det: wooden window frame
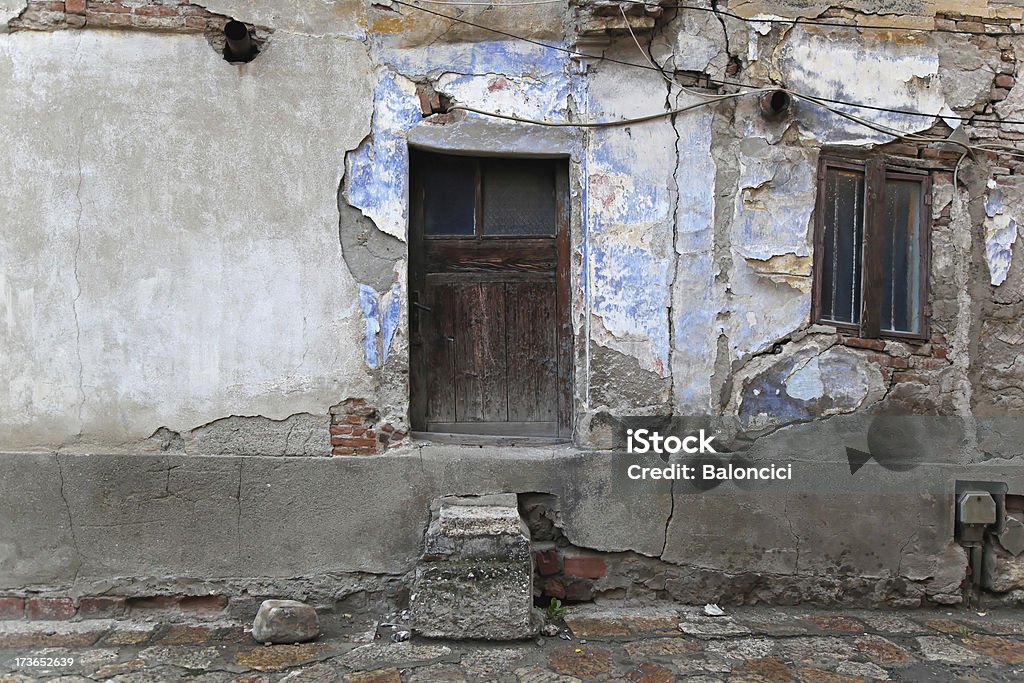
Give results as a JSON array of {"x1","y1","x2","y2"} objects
[
  {"x1": 812, "y1": 154, "x2": 932, "y2": 341},
  {"x1": 420, "y1": 155, "x2": 559, "y2": 241}
]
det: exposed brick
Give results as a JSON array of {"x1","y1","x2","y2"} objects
[
  {"x1": 933, "y1": 347, "x2": 948, "y2": 359},
  {"x1": 332, "y1": 447, "x2": 355, "y2": 456},
  {"x1": 911, "y1": 356, "x2": 949, "y2": 370},
  {"x1": 134, "y1": 5, "x2": 183, "y2": 17},
  {"x1": 381, "y1": 423, "x2": 395, "y2": 433},
  {"x1": 65, "y1": 0, "x2": 86, "y2": 14},
  {"x1": 931, "y1": 332, "x2": 947, "y2": 344},
  {"x1": 564, "y1": 581, "x2": 594, "y2": 601},
  {"x1": 343, "y1": 415, "x2": 364, "y2": 425},
  {"x1": 0, "y1": 597, "x2": 24, "y2": 620},
  {"x1": 564, "y1": 555, "x2": 606, "y2": 579},
  {"x1": 864, "y1": 352, "x2": 909, "y2": 369},
  {"x1": 958, "y1": 21, "x2": 986, "y2": 33},
  {"x1": 330, "y1": 425, "x2": 354, "y2": 435},
  {"x1": 544, "y1": 577, "x2": 565, "y2": 599},
  {"x1": 77, "y1": 596, "x2": 126, "y2": 619},
  {"x1": 126, "y1": 596, "x2": 179, "y2": 612},
  {"x1": 332, "y1": 437, "x2": 377, "y2": 449},
  {"x1": 26, "y1": 597, "x2": 76, "y2": 620},
  {"x1": 179, "y1": 595, "x2": 228, "y2": 614},
  {"x1": 88, "y1": 2, "x2": 131, "y2": 13},
  {"x1": 534, "y1": 549, "x2": 561, "y2": 576},
  {"x1": 839, "y1": 336, "x2": 886, "y2": 351}
]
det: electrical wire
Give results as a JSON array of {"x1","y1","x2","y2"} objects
[
  {"x1": 660, "y1": 3, "x2": 1021, "y2": 38},
  {"x1": 448, "y1": 90, "x2": 763, "y2": 126},
  {"x1": 393, "y1": 0, "x2": 1024, "y2": 127},
  {"x1": 400, "y1": 0, "x2": 1022, "y2": 38}
]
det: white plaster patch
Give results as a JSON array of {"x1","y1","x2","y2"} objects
[
  {"x1": 779, "y1": 29, "x2": 945, "y2": 145},
  {"x1": 785, "y1": 357, "x2": 824, "y2": 400},
  {"x1": 983, "y1": 179, "x2": 1021, "y2": 286}
]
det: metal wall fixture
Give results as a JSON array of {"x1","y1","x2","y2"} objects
[
  {"x1": 759, "y1": 90, "x2": 792, "y2": 119},
  {"x1": 224, "y1": 20, "x2": 258, "y2": 63}
]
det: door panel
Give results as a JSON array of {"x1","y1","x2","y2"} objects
[
  {"x1": 453, "y1": 282, "x2": 508, "y2": 423},
  {"x1": 506, "y1": 281, "x2": 557, "y2": 423},
  {"x1": 410, "y1": 151, "x2": 571, "y2": 438}
]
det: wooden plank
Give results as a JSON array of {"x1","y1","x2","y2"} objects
[
  {"x1": 454, "y1": 282, "x2": 508, "y2": 423},
  {"x1": 425, "y1": 283, "x2": 457, "y2": 423},
  {"x1": 506, "y1": 281, "x2": 558, "y2": 422},
  {"x1": 860, "y1": 158, "x2": 885, "y2": 339},
  {"x1": 424, "y1": 240, "x2": 557, "y2": 274},
  {"x1": 426, "y1": 271, "x2": 553, "y2": 285},
  {"x1": 424, "y1": 422, "x2": 558, "y2": 437},
  {"x1": 554, "y1": 162, "x2": 573, "y2": 437}
]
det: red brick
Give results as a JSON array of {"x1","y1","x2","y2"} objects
[
  {"x1": 381, "y1": 423, "x2": 395, "y2": 433},
  {"x1": 134, "y1": 5, "x2": 182, "y2": 17},
  {"x1": 996, "y1": 74, "x2": 1016, "y2": 88},
  {"x1": 88, "y1": 2, "x2": 130, "y2": 13},
  {"x1": 0, "y1": 597, "x2": 24, "y2": 620},
  {"x1": 931, "y1": 332, "x2": 947, "y2": 344},
  {"x1": 179, "y1": 596, "x2": 227, "y2": 614},
  {"x1": 333, "y1": 437, "x2": 377, "y2": 449},
  {"x1": 184, "y1": 16, "x2": 211, "y2": 29},
  {"x1": 330, "y1": 425, "x2": 353, "y2": 435},
  {"x1": 864, "y1": 352, "x2": 909, "y2": 369},
  {"x1": 332, "y1": 447, "x2": 355, "y2": 456},
  {"x1": 534, "y1": 549, "x2": 561, "y2": 576},
  {"x1": 77, "y1": 596, "x2": 125, "y2": 619},
  {"x1": 911, "y1": 356, "x2": 949, "y2": 370},
  {"x1": 65, "y1": 0, "x2": 86, "y2": 14},
  {"x1": 92, "y1": 13, "x2": 131, "y2": 26},
  {"x1": 26, "y1": 597, "x2": 75, "y2": 620},
  {"x1": 343, "y1": 415, "x2": 364, "y2": 425},
  {"x1": 126, "y1": 596, "x2": 179, "y2": 612},
  {"x1": 933, "y1": 347, "x2": 948, "y2": 359},
  {"x1": 564, "y1": 556, "x2": 606, "y2": 579},
  {"x1": 839, "y1": 336, "x2": 886, "y2": 351},
  {"x1": 564, "y1": 581, "x2": 594, "y2": 601},
  {"x1": 544, "y1": 577, "x2": 566, "y2": 599}
]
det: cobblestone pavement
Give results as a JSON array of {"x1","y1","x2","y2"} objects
[{"x1": 2, "y1": 605, "x2": 1023, "y2": 682}]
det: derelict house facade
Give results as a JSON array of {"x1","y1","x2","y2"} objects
[{"x1": 2, "y1": 0, "x2": 1024, "y2": 617}]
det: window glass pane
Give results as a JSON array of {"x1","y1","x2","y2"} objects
[
  {"x1": 423, "y1": 155, "x2": 475, "y2": 236},
  {"x1": 820, "y1": 167, "x2": 865, "y2": 325},
  {"x1": 482, "y1": 159, "x2": 556, "y2": 236},
  {"x1": 881, "y1": 179, "x2": 922, "y2": 334}
]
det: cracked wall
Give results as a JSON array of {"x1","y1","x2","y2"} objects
[{"x1": 3, "y1": 0, "x2": 1024, "y2": 606}]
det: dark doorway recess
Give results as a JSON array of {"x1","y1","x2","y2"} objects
[{"x1": 409, "y1": 150, "x2": 572, "y2": 438}]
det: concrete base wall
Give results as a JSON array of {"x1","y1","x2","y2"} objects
[{"x1": 3, "y1": 445, "x2": 1022, "y2": 608}]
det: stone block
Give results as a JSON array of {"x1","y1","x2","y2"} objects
[
  {"x1": 985, "y1": 546, "x2": 1024, "y2": 593},
  {"x1": 413, "y1": 496, "x2": 536, "y2": 640},
  {"x1": 251, "y1": 599, "x2": 320, "y2": 644},
  {"x1": 411, "y1": 561, "x2": 535, "y2": 640}
]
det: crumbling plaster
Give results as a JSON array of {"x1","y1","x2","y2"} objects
[
  {"x1": 2, "y1": 1, "x2": 1024, "y2": 605},
  {"x1": 4, "y1": 0, "x2": 1024, "y2": 451}
]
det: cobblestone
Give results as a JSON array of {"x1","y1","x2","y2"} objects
[{"x1": 0, "y1": 607, "x2": 1022, "y2": 681}]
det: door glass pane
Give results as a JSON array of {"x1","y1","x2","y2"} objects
[
  {"x1": 423, "y1": 155, "x2": 475, "y2": 236},
  {"x1": 820, "y1": 167, "x2": 865, "y2": 325},
  {"x1": 881, "y1": 179, "x2": 922, "y2": 334},
  {"x1": 482, "y1": 159, "x2": 556, "y2": 236}
]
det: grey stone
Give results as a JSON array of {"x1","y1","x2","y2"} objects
[
  {"x1": 997, "y1": 515, "x2": 1024, "y2": 556},
  {"x1": 412, "y1": 498, "x2": 536, "y2": 640},
  {"x1": 251, "y1": 599, "x2": 319, "y2": 644}
]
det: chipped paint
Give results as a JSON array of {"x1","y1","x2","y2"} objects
[
  {"x1": 779, "y1": 29, "x2": 946, "y2": 145},
  {"x1": 984, "y1": 180, "x2": 1021, "y2": 287},
  {"x1": 358, "y1": 281, "x2": 403, "y2": 369}
]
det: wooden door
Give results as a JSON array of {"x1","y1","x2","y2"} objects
[{"x1": 409, "y1": 151, "x2": 571, "y2": 437}]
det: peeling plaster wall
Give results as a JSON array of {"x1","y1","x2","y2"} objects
[
  {"x1": 0, "y1": 29, "x2": 375, "y2": 450},
  {"x1": 3, "y1": 0, "x2": 1024, "y2": 606}
]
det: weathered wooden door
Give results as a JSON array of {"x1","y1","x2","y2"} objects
[{"x1": 409, "y1": 151, "x2": 571, "y2": 437}]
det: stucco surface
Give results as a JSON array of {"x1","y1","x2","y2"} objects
[{"x1": 0, "y1": 30, "x2": 375, "y2": 449}]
